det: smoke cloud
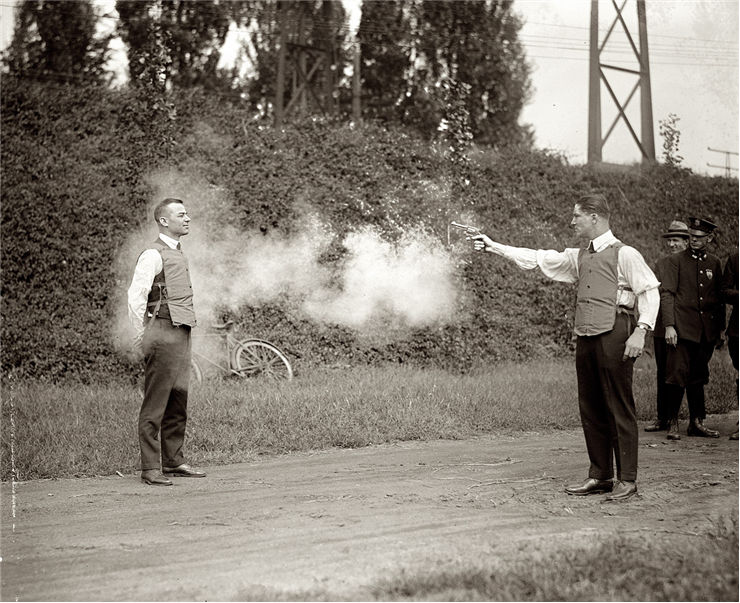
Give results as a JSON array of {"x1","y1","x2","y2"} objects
[{"x1": 113, "y1": 169, "x2": 463, "y2": 350}]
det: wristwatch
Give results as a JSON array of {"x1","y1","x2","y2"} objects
[{"x1": 636, "y1": 323, "x2": 650, "y2": 332}]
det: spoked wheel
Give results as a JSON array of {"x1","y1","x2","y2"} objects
[{"x1": 233, "y1": 339, "x2": 293, "y2": 380}]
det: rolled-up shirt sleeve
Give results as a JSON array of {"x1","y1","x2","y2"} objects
[
  {"x1": 127, "y1": 249, "x2": 162, "y2": 343},
  {"x1": 618, "y1": 245, "x2": 661, "y2": 329}
]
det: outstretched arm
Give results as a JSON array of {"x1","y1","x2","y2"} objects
[{"x1": 470, "y1": 233, "x2": 579, "y2": 284}]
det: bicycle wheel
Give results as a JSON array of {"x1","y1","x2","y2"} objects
[
  {"x1": 190, "y1": 357, "x2": 203, "y2": 385},
  {"x1": 234, "y1": 339, "x2": 293, "y2": 380}
]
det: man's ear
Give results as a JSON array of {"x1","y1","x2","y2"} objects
[{"x1": 158, "y1": 217, "x2": 168, "y2": 227}]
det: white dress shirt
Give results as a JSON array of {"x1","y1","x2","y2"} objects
[
  {"x1": 487, "y1": 230, "x2": 660, "y2": 329},
  {"x1": 127, "y1": 233, "x2": 180, "y2": 343}
]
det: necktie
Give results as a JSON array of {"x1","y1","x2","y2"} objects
[
  {"x1": 587, "y1": 241, "x2": 596, "y2": 253},
  {"x1": 176, "y1": 242, "x2": 181, "y2": 251}
]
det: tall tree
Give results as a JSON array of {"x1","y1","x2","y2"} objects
[
  {"x1": 116, "y1": 0, "x2": 233, "y2": 89},
  {"x1": 356, "y1": 0, "x2": 413, "y2": 125},
  {"x1": 358, "y1": 0, "x2": 533, "y2": 146},
  {"x1": 3, "y1": 0, "x2": 111, "y2": 84}
]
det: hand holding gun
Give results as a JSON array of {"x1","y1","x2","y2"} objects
[{"x1": 449, "y1": 221, "x2": 495, "y2": 252}]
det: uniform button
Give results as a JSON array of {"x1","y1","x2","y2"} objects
[{"x1": 699, "y1": 283, "x2": 703, "y2": 287}]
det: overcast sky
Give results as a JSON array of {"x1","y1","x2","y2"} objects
[
  {"x1": 515, "y1": 0, "x2": 738, "y2": 175},
  {"x1": 1, "y1": 0, "x2": 737, "y2": 175}
]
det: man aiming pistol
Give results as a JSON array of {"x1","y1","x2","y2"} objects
[{"x1": 465, "y1": 194, "x2": 659, "y2": 502}]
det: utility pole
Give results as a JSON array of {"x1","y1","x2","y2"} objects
[
  {"x1": 707, "y1": 147, "x2": 739, "y2": 177},
  {"x1": 587, "y1": 0, "x2": 656, "y2": 165},
  {"x1": 352, "y1": 41, "x2": 361, "y2": 123},
  {"x1": 274, "y1": 1, "x2": 287, "y2": 128}
]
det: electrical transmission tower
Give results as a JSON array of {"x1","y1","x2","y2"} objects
[
  {"x1": 707, "y1": 147, "x2": 739, "y2": 177},
  {"x1": 273, "y1": 0, "x2": 361, "y2": 128},
  {"x1": 274, "y1": 0, "x2": 339, "y2": 127},
  {"x1": 588, "y1": 0, "x2": 655, "y2": 165}
]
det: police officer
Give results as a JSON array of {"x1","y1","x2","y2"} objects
[
  {"x1": 645, "y1": 221, "x2": 690, "y2": 433},
  {"x1": 660, "y1": 217, "x2": 725, "y2": 438}
]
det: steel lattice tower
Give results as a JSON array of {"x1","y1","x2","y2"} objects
[{"x1": 588, "y1": 0, "x2": 655, "y2": 165}]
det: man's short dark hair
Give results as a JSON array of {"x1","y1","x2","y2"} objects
[
  {"x1": 153, "y1": 198, "x2": 184, "y2": 223},
  {"x1": 576, "y1": 193, "x2": 610, "y2": 219}
]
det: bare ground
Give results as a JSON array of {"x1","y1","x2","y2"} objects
[{"x1": 2, "y1": 415, "x2": 738, "y2": 602}]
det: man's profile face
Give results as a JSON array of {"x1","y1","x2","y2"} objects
[
  {"x1": 159, "y1": 202, "x2": 191, "y2": 238},
  {"x1": 570, "y1": 204, "x2": 596, "y2": 241},
  {"x1": 689, "y1": 231, "x2": 712, "y2": 252},
  {"x1": 665, "y1": 236, "x2": 688, "y2": 254}
]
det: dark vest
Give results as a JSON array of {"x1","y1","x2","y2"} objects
[
  {"x1": 574, "y1": 243, "x2": 626, "y2": 336},
  {"x1": 145, "y1": 239, "x2": 197, "y2": 327}
]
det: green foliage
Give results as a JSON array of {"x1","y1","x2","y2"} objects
[
  {"x1": 3, "y1": 0, "x2": 111, "y2": 84},
  {"x1": 1, "y1": 82, "x2": 738, "y2": 381},
  {"x1": 358, "y1": 0, "x2": 533, "y2": 145},
  {"x1": 659, "y1": 112, "x2": 684, "y2": 168},
  {"x1": 116, "y1": 0, "x2": 233, "y2": 90},
  {"x1": 369, "y1": 521, "x2": 739, "y2": 601},
  {"x1": 4, "y1": 357, "x2": 736, "y2": 479}
]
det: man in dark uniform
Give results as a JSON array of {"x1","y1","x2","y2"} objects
[
  {"x1": 660, "y1": 217, "x2": 725, "y2": 438},
  {"x1": 720, "y1": 251, "x2": 738, "y2": 440},
  {"x1": 645, "y1": 221, "x2": 690, "y2": 434},
  {"x1": 127, "y1": 198, "x2": 206, "y2": 485}
]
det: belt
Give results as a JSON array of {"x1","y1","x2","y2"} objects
[{"x1": 153, "y1": 316, "x2": 192, "y2": 330}]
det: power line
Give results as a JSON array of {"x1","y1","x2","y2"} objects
[
  {"x1": 522, "y1": 18, "x2": 737, "y2": 44},
  {"x1": 1, "y1": 3, "x2": 735, "y2": 71}
]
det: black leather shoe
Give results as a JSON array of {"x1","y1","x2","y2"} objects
[
  {"x1": 565, "y1": 478, "x2": 613, "y2": 496},
  {"x1": 644, "y1": 420, "x2": 668, "y2": 432},
  {"x1": 163, "y1": 464, "x2": 206, "y2": 477},
  {"x1": 141, "y1": 470, "x2": 173, "y2": 486},
  {"x1": 666, "y1": 420, "x2": 681, "y2": 440},
  {"x1": 604, "y1": 480, "x2": 637, "y2": 501},
  {"x1": 686, "y1": 418, "x2": 720, "y2": 438}
]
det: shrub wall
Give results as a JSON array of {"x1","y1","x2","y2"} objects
[{"x1": 2, "y1": 81, "x2": 738, "y2": 381}]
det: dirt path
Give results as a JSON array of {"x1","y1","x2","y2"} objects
[{"x1": 2, "y1": 416, "x2": 738, "y2": 601}]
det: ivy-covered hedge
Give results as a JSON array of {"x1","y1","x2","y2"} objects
[{"x1": 2, "y1": 81, "x2": 738, "y2": 381}]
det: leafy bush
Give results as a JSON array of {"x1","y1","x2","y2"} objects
[{"x1": 2, "y1": 81, "x2": 738, "y2": 381}]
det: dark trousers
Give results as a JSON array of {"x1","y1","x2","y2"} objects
[
  {"x1": 653, "y1": 336, "x2": 670, "y2": 424},
  {"x1": 576, "y1": 313, "x2": 638, "y2": 482},
  {"x1": 729, "y1": 335, "x2": 738, "y2": 372},
  {"x1": 665, "y1": 337, "x2": 715, "y2": 421},
  {"x1": 729, "y1": 335, "x2": 738, "y2": 398},
  {"x1": 139, "y1": 318, "x2": 192, "y2": 471}
]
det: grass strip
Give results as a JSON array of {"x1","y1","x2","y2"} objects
[{"x1": 2, "y1": 356, "x2": 737, "y2": 480}]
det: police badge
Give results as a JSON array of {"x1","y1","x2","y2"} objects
[{"x1": 706, "y1": 269, "x2": 713, "y2": 280}]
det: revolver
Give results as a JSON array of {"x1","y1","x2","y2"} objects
[
  {"x1": 447, "y1": 221, "x2": 483, "y2": 248},
  {"x1": 449, "y1": 221, "x2": 481, "y2": 236}
]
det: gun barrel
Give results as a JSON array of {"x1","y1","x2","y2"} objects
[{"x1": 450, "y1": 221, "x2": 481, "y2": 234}]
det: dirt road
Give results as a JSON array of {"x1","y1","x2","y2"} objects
[{"x1": 2, "y1": 416, "x2": 738, "y2": 601}]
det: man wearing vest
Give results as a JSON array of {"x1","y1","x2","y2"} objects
[
  {"x1": 660, "y1": 217, "x2": 725, "y2": 439},
  {"x1": 470, "y1": 194, "x2": 659, "y2": 501},
  {"x1": 645, "y1": 221, "x2": 690, "y2": 435},
  {"x1": 127, "y1": 198, "x2": 205, "y2": 486}
]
